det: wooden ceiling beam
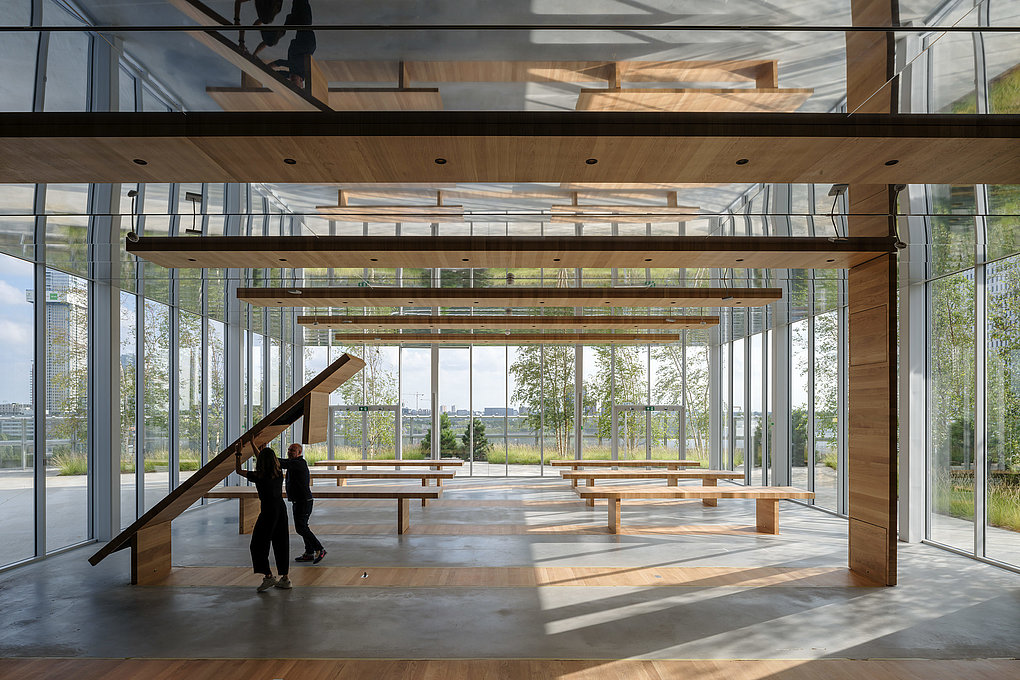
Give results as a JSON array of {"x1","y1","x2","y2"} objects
[
  {"x1": 238, "y1": 286, "x2": 781, "y2": 308},
  {"x1": 3, "y1": 111, "x2": 1015, "y2": 186},
  {"x1": 126, "y1": 235, "x2": 896, "y2": 270},
  {"x1": 299, "y1": 314, "x2": 720, "y2": 330},
  {"x1": 332, "y1": 332, "x2": 683, "y2": 345}
]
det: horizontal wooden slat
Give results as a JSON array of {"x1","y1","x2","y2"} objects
[
  {"x1": 314, "y1": 205, "x2": 465, "y2": 222},
  {"x1": 298, "y1": 314, "x2": 719, "y2": 330},
  {"x1": 126, "y1": 235, "x2": 895, "y2": 270},
  {"x1": 561, "y1": 470, "x2": 744, "y2": 479},
  {"x1": 238, "y1": 286, "x2": 782, "y2": 309},
  {"x1": 314, "y1": 459, "x2": 464, "y2": 467},
  {"x1": 206, "y1": 485, "x2": 441, "y2": 499},
  {"x1": 332, "y1": 331, "x2": 683, "y2": 344},
  {"x1": 2, "y1": 112, "x2": 1017, "y2": 185}
]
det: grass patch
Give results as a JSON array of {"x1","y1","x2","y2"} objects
[{"x1": 934, "y1": 469, "x2": 1020, "y2": 532}]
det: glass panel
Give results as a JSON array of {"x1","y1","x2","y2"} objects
[
  {"x1": 0, "y1": 0, "x2": 35, "y2": 112},
  {"x1": 44, "y1": 184, "x2": 89, "y2": 277},
  {"x1": 929, "y1": 271, "x2": 975, "y2": 550},
  {"x1": 472, "y1": 346, "x2": 507, "y2": 476},
  {"x1": 207, "y1": 320, "x2": 226, "y2": 465},
  {"x1": 813, "y1": 310, "x2": 840, "y2": 511},
  {"x1": 119, "y1": 291, "x2": 136, "y2": 529},
  {"x1": 45, "y1": 269, "x2": 88, "y2": 551},
  {"x1": 399, "y1": 347, "x2": 430, "y2": 460},
  {"x1": 0, "y1": 252, "x2": 35, "y2": 564},
  {"x1": 440, "y1": 346, "x2": 471, "y2": 464},
  {"x1": 330, "y1": 410, "x2": 362, "y2": 460},
  {"x1": 581, "y1": 346, "x2": 606, "y2": 459},
  {"x1": 143, "y1": 299, "x2": 170, "y2": 512},
  {"x1": 986, "y1": 2, "x2": 1020, "y2": 114},
  {"x1": 251, "y1": 333, "x2": 264, "y2": 424},
  {"x1": 541, "y1": 345, "x2": 576, "y2": 464},
  {"x1": 929, "y1": 185, "x2": 976, "y2": 276},
  {"x1": 987, "y1": 185, "x2": 1020, "y2": 262},
  {"x1": 749, "y1": 333, "x2": 763, "y2": 485},
  {"x1": 733, "y1": 338, "x2": 745, "y2": 479},
  {"x1": 985, "y1": 255, "x2": 1020, "y2": 564},
  {"x1": 720, "y1": 340, "x2": 730, "y2": 469},
  {"x1": 930, "y1": 25, "x2": 977, "y2": 114},
  {"x1": 178, "y1": 311, "x2": 202, "y2": 483},
  {"x1": 791, "y1": 319, "x2": 810, "y2": 491},
  {"x1": 0, "y1": 183, "x2": 36, "y2": 261},
  {"x1": 42, "y1": 3, "x2": 89, "y2": 113}
]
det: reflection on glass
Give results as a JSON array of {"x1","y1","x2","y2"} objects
[
  {"x1": 985, "y1": 255, "x2": 1020, "y2": 564},
  {"x1": 814, "y1": 311, "x2": 839, "y2": 510},
  {"x1": 929, "y1": 271, "x2": 975, "y2": 550},
  {"x1": 0, "y1": 253, "x2": 35, "y2": 564},
  {"x1": 46, "y1": 270, "x2": 88, "y2": 550},
  {"x1": 119, "y1": 291, "x2": 136, "y2": 529},
  {"x1": 791, "y1": 319, "x2": 810, "y2": 491},
  {"x1": 178, "y1": 312, "x2": 202, "y2": 481},
  {"x1": 143, "y1": 300, "x2": 170, "y2": 512}
]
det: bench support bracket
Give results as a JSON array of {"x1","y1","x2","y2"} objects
[
  {"x1": 398, "y1": 498, "x2": 411, "y2": 534},
  {"x1": 756, "y1": 499, "x2": 779, "y2": 534},
  {"x1": 131, "y1": 522, "x2": 172, "y2": 585}
]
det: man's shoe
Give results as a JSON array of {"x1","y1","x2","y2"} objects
[
  {"x1": 295, "y1": 553, "x2": 314, "y2": 562},
  {"x1": 256, "y1": 575, "x2": 277, "y2": 593},
  {"x1": 313, "y1": 549, "x2": 327, "y2": 564},
  {"x1": 275, "y1": 576, "x2": 293, "y2": 589}
]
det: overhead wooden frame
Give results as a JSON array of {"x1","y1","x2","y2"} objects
[
  {"x1": 315, "y1": 205, "x2": 466, "y2": 222},
  {"x1": 576, "y1": 88, "x2": 814, "y2": 113},
  {"x1": 333, "y1": 332, "x2": 682, "y2": 345},
  {"x1": 2, "y1": 112, "x2": 1017, "y2": 185},
  {"x1": 125, "y1": 235, "x2": 896, "y2": 270},
  {"x1": 299, "y1": 314, "x2": 719, "y2": 330},
  {"x1": 238, "y1": 286, "x2": 781, "y2": 308},
  {"x1": 88, "y1": 352, "x2": 365, "y2": 583}
]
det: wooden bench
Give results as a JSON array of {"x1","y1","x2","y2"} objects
[
  {"x1": 573, "y1": 485, "x2": 814, "y2": 534},
  {"x1": 204, "y1": 485, "x2": 442, "y2": 535},
  {"x1": 315, "y1": 458, "x2": 464, "y2": 470},
  {"x1": 561, "y1": 469, "x2": 744, "y2": 507},
  {"x1": 309, "y1": 469, "x2": 456, "y2": 506},
  {"x1": 550, "y1": 459, "x2": 702, "y2": 486}
]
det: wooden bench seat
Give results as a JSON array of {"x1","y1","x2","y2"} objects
[
  {"x1": 309, "y1": 469, "x2": 457, "y2": 505},
  {"x1": 549, "y1": 459, "x2": 703, "y2": 478},
  {"x1": 315, "y1": 459, "x2": 464, "y2": 470},
  {"x1": 573, "y1": 485, "x2": 814, "y2": 534},
  {"x1": 561, "y1": 469, "x2": 744, "y2": 507},
  {"x1": 204, "y1": 485, "x2": 441, "y2": 535}
]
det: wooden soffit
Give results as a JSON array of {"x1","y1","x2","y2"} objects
[
  {"x1": 126, "y1": 235, "x2": 896, "y2": 270},
  {"x1": 1, "y1": 112, "x2": 1017, "y2": 185},
  {"x1": 238, "y1": 286, "x2": 781, "y2": 308},
  {"x1": 333, "y1": 332, "x2": 682, "y2": 345},
  {"x1": 299, "y1": 314, "x2": 719, "y2": 330}
]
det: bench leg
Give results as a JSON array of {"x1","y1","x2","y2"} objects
[
  {"x1": 702, "y1": 478, "x2": 718, "y2": 506},
  {"x1": 398, "y1": 498, "x2": 410, "y2": 534},
  {"x1": 336, "y1": 466, "x2": 347, "y2": 487},
  {"x1": 756, "y1": 499, "x2": 779, "y2": 534},
  {"x1": 437, "y1": 478, "x2": 443, "y2": 487},
  {"x1": 571, "y1": 479, "x2": 577, "y2": 487},
  {"x1": 585, "y1": 478, "x2": 596, "y2": 507},
  {"x1": 239, "y1": 497, "x2": 259, "y2": 534},
  {"x1": 131, "y1": 521, "x2": 172, "y2": 585},
  {"x1": 422, "y1": 478, "x2": 429, "y2": 507},
  {"x1": 667, "y1": 477, "x2": 678, "y2": 487},
  {"x1": 608, "y1": 498, "x2": 621, "y2": 534}
]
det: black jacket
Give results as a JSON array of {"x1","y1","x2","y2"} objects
[{"x1": 279, "y1": 456, "x2": 313, "y2": 502}]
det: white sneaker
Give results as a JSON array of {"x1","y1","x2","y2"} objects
[
  {"x1": 257, "y1": 575, "x2": 277, "y2": 592},
  {"x1": 275, "y1": 576, "x2": 293, "y2": 590}
]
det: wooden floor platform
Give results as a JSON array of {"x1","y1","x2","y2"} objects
[
  {"x1": 3, "y1": 658, "x2": 1015, "y2": 680},
  {"x1": 159, "y1": 565, "x2": 874, "y2": 588}
]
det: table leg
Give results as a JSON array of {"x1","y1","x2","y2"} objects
[
  {"x1": 586, "y1": 478, "x2": 596, "y2": 507},
  {"x1": 702, "y1": 478, "x2": 718, "y2": 506},
  {"x1": 421, "y1": 478, "x2": 428, "y2": 507},
  {"x1": 398, "y1": 498, "x2": 410, "y2": 534},
  {"x1": 756, "y1": 499, "x2": 779, "y2": 534},
  {"x1": 608, "y1": 498, "x2": 621, "y2": 534},
  {"x1": 667, "y1": 476, "x2": 678, "y2": 487},
  {"x1": 239, "y1": 497, "x2": 259, "y2": 534}
]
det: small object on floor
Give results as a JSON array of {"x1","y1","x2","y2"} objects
[
  {"x1": 295, "y1": 553, "x2": 314, "y2": 562},
  {"x1": 313, "y1": 549, "x2": 327, "y2": 564},
  {"x1": 274, "y1": 576, "x2": 293, "y2": 590},
  {"x1": 256, "y1": 575, "x2": 277, "y2": 593},
  {"x1": 362, "y1": 571, "x2": 368, "y2": 578}
]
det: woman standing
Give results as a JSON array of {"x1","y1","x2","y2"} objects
[{"x1": 235, "y1": 446, "x2": 292, "y2": 592}]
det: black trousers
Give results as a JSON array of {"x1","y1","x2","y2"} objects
[
  {"x1": 291, "y1": 498, "x2": 323, "y2": 553},
  {"x1": 250, "y1": 498, "x2": 289, "y2": 576}
]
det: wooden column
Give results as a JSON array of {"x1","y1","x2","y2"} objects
[
  {"x1": 846, "y1": 0, "x2": 899, "y2": 586},
  {"x1": 130, "y1": 522, "x2": 172, "y2": 585}
]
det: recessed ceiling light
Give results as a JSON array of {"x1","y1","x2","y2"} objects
[
  {"x1": 283, "y1": 158, "x2": 297, "y2": 165},
  {"x1": 276, "y1": 301, "x2": 282, "y2": 304},
  {"x1": 462, "y1": 258, "x2": 469, "y2": 262},
  {"x1": 187, "y1": 258, "x2": 197, "y2": 262},
  {"x1": 884, "y1": 159, "x2": 899, "y2": 166},
  {"x1": 279, "y1": 258, "x2": 287, "y2": 262},
  {"x1": 553, "y1": 258, "x2": 561, "y2": 262},
  {"x1": 434, "y1": 158, "x2": 447, "y2": 165},
  {"x1": 826, "y1": 258, "x2": 836, "y2": 263},
  {"x1": 133, "y1": 158, "x2": 148, "y2": 165},
  {"x1": 735, "y1": 158, "x2": 749, "y2": 165},
  {"x1": 644, "y1": 258, "x2": 652, "y2": 262},
  {"x1": 735, "y1": 258, "x2": 744, "y2": 262},
  {"x1": 585, "y1": 158, "x2": 598, "y2": 165}
]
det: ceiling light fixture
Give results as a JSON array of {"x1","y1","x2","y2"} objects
[
  {"x1": 132, "y1": 158, "x2": 147, "y2": 165},
  {"x1": 283, "y1": 158, "x2": 297, "y2": 165},
  {"x1": 434, "y1": 158, "x2": 447, "y2": 165},
  {"x1": 735, "y1": 158, "x2": 749, "y2": 165},
  {"x1": 884, "y1": 159, "x2": 899, "y2": 166},
  {"x1": 585, "y1": 158, "x2": 598, "y2": 165}
]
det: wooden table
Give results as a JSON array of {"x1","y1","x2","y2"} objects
[{"x1": 309, "y1": 469, "x2": 456, "y2": 506}]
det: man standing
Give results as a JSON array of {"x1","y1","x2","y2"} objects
[{"x1": 280, "y1": 443, "x2": 326, "y2": 563}]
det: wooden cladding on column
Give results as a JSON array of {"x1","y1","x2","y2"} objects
[{"x1": 848, "y1": 253, "x2": 898, "y2": 585}]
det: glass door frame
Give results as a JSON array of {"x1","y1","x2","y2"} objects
[
  {"x1": 611, "y1": 404, "x2": 685, "y2": 461},
  {"x1": 326, "y1": 404, "x2": 401, "y2": 460}
]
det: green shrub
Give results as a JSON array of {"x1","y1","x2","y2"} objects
[{"x1": 53, "y1": 452, "x2": 88, "y2": 475}]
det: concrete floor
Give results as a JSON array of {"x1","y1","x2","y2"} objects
[{"x1": 0, "y1": 477, "x2": 1017, "y2": 661}]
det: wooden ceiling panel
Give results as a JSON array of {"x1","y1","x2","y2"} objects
[
  {"x1": 3, "y1": 112, "x2": 1017, "y2": 185},
  {"x1": 299, "y1": 314, "x2": 720, "y2": 330},
  {"x1": 126, "y1": 235, "x2": 896, "y2": 270},
  {"x1": 332, "y1": 332, "x2": 682, "y2": 344},
  {"x1": 576, "y1": 88, "x2": 813, "y2": 113},
  {"x1": 238, "y1": 286, "x2": 781, "y2": 308}
]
